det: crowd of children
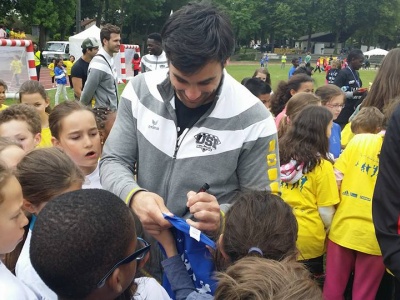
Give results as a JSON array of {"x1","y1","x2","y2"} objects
[{"x1": 0, "y1": 42, "x2": 399, "y2": 300}]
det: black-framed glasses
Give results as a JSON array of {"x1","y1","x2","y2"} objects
[{"x1": 96, "y1": 237, "x2": 150, "y2": 288}]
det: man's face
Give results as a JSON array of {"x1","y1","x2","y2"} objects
[
  {"x1": 351, "y1": 56, "x2": 364, "y2": 70},
  {"x1": 103, "y1": 33, "x2": 121, "y2": 55},
  {"x1": 170, "y1": 60, "x2": 225, "y2": 109},
  {"x1": 293, "y1": 59, "x2": 299, "y2": 67},
  {"x1": 147, "y1": 39, "x2": 162, "y2": 56},
  {"x1": 87, "y1": 47, "x2": 99, "y2": 59}
]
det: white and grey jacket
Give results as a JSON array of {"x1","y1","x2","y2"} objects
[
  {"x1": 140, "y1": 51, "x2": 169, "y2": 73},
  {"x1": 80, "y1": 48, "x2": 118, "y2": 109},
  {"x1": 99, "y1": 69, "x2": 280, "y2": 215}
]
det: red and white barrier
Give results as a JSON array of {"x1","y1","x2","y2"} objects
[
  {"x1": 0, "y1": 39, "x2": 37, "y2": 81},
  {"x1": 118, "y1": 44, "x2": 140, "y2": 83}
]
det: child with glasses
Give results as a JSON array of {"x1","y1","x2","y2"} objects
[
  {"x1": 316, "y1": 84, "x2": 346, "y2": 159},
  {"x1": 30, "y1": 189, "x2": 170, "y2": 300},
  {"x1": 323, "y1": 107, "x2": 386, "y2": 300}
]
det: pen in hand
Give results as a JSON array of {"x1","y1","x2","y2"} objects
[{"x1": 183, "y1": 183, "x2": 210, "y2": 218}]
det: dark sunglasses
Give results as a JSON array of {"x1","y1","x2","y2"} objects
[{"x1": 96, "y1": 237, "x2": 150, "y2": 288}]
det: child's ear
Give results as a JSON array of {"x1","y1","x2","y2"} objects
[
  {"x1": 108, "y1": 268, "x2": 123, "y2": 294},
  {"x1": 33, "y1": 132, "x2": 41, "y2": 148},
  {"x1": 45, "y1": 98, "x2": 50, "y2": 108},
  {"x1": 218, "y1": 234, "x2": 230, "y2": 260},
  {"x1": 51, "y1": 137, "x2": 61, "y2": 147},
  {"x1": 290, "y1": 89, "x2": 297, "y2": 96},
  {"x1": 23, "y1": 199, "x2": 38, "y2": 214}
]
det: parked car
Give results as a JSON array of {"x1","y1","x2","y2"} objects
[{"x1": 42, "y1": 41, "x2": 70, "y2": 66}]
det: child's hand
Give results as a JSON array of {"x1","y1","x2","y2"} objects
[{"x1": 152, "y1": 228, "x2": 177, "y2": 258}]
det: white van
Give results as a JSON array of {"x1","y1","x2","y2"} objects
[{"x1": 42, "y1": 41, "x2": 70, "y2": 65}]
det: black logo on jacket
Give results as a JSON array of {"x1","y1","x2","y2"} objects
[{"x1": 194, "y1": 132, "x2": 221, "y2": 152}]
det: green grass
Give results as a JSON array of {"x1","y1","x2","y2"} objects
[
  {"x1": 225, "y1": 62, "x2": 378, "y2": 91},
  {"x1": 6, "y1": 62, "x2": 377, "y2": 107}
]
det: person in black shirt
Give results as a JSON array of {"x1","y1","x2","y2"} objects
[
  {"x1": 333, "y1": 49, "x2": 366, "y2": 128},
  {"x1": 71, "y1": 37, "x2": 99, "y2": 100}
]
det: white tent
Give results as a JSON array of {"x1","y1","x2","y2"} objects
[
  {"x1": 69, "y1": 25, "x2": 101, "y2": 59},
  {"x1": 363, "y1": 48, "x2": 388, "y2": 56}
]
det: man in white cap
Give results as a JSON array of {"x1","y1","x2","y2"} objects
[{"x1": 71, "y1": 37, "x2": 100, "y2": 100}]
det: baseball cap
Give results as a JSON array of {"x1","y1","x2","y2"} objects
[{"x1": 81, "y1": 37, "x2": 100, "y2": 49}]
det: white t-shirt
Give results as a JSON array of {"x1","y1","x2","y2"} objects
[
  {"x1": 83, "y1": 163, "x2": 103, "y2": 189},
  {"x1": 0, "y1": 260, "x2": 38, "y2": 299},
  {"x1": 134, "y1": 277, "x2": 171, "y2": 300},
  {"x1": 15, "y1": 229, "x2": 57, "y2": 299}
]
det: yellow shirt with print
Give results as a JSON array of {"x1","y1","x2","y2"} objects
[
  {"x1": 10, "y1": 60, "x2": 22, "y2": 74},
  {"x1": 281, "y1": 159, "x2": 340, "y2": 260},
  {"x1": 63, "y1": 60, "x2": 74, "y2": 76},
  {"x1": 329, "y1": 133, "x2": 383, "y2": 255},
  {"x1": 341, "y1": 122, "x2": 355, "y2": 148},
  {"x1": 38, "y1": 127, "x2": 53, "y2": 148}
]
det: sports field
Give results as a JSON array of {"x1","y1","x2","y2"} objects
[{"x1": 5, "y1": 62, "x2": 378, "y2": 107}]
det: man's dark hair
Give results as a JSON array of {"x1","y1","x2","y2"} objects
[
  {"x1": 347, "y1": 49, "x2": 364, "y2": 63},
  {"x1": 161, "y1": 2, "x2": 235, "y2": 74},
  {"x1": 30, "y1": 189, "x2": 136, "y2": 298},
  {"x1": 100, "y1": 23, "x2": 120, "y2": 46},
  {"x1": 147, "y1": 32, "x2": 162, "y2": 44},
  {"x1": 244, "y1": 78, "x2": 271, "y2": 97}
]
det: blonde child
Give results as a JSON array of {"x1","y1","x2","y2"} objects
[
  {"x1": 30, "y1": 189, "x2": 170, "y2": 300},
  {"x1": 18, "y1": 80, "x2": 52, "y2": 147},
  {"x1": 54, "y1": 58, "x2": 68, "y2": 105},
  {"x1": 324, "y1": 108, "x2": 386, "y2": 300},
  {"x1": 49, "y1": 101, "x2": 102, "y2": 188},
  {"x1": 214, "y1": 257, "x2": 322, "y2": 300},
  {"x1": 14, "y1": 147, "x2": 84, "y2": 299},
  {"x1": 152, "y1": 191, "x2": 299, "y2": 299},
  {"x1": 279, "y1": 105, "x2": 340, "y2": 280},
  {"x1": 277, "y1": 92, "x2": 321, "y2": 138},
  {"x1": 0, "y1": 162, "x2": 36, "y2": 298},
  {"x1": 0, "y1": 79, "x2": 9, "y2": 111},
  {"x1": 48, "y1": 58, "x2": 56, "y2": 88},
  {"x1": 0, "y1": 104, "x2": 41, "y2": 152},
  {"x1": 316, "y1": 84, "x2": 346, "y2": 159}
]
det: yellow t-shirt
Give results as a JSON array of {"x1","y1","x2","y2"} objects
[
  {"x1": 38, "y1": 127, "x2": 53, "y2": 148},
  {"x1": 0, "y1": 104, "x2": 9, "y2": 111},
  {"x1": 10, "y1": 60, "x2": 22, "y2": 74},
  {"x1": 341, "y1": 122, "x2": 355, "y2": 148},
  {"x1": 329, "y1": 133, "x2": 383, "y2": 255},
  {"x1": 281, "y1": 55, "x2": 287, "y2": 63},
  {"x1": 63, "y1": 60, "x2": 74, "y2": 76},
  {"x1": 281, "y1": 159, "x2": 340, "y2": 260},
  {"x1": 48, "y1": 63, "x2": 55, "y2": 77}
]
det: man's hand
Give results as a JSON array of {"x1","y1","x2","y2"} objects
[
  {"x1": 130, "y1": 191, "x2": 172, "y2": 235},
  {"x1": 186, "y1": 191, "x2": 221, "y2": 236}
]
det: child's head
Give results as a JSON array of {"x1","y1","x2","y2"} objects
[
  {"x1": 270, "y1": 74, "x2": 314, "y2": 116},
  {"x1": 69, "y1": 55, "x2": 75, "y2": 62},
  {"x1": 252, "y1": 67, "x2": 271, "y2": 86},
  {"x1": 278, "y1": 92, "x2": 321, "y2": 138},
  {"x1": 50, "y1": 101, "x2": 101, "y2": 175},
  {"x1": 315, "y1": 84, "x2": 345, "y2": 120},
  {"x1": 214, "y1": 257, "x2": 322, "y2": 300},
  {"x1": 215, "y1": 191, "x2": 298, "y2": 271},
  {"x1": 0, "y1": 162, "x2": 29, "y2": 255},
  {"x1": 55, "y1": 58, "x2": 63, "y2": 67},
  {"x1": 331, "y1": 59, "x2": 341, "y2": 69},
  {"x1": 280, "y1": 106, "x2": 333, "y2": 170},
  {"x1": 134, "y1": 53, "x2": 139, "y2": 60},
  {"x1": 0, "y1": 79, "x2": 7, "y2": 106},
  {"x1": 16, "y1": 147, "x2": 84, "y2": 215},
  {"x1": 291, "y1": 57, "x2": 299, "y2": 67},
  {"x1": 18, "y1": 80, "x2": 51, "y2": 116},
  {"x1": 244, "y1": 78, "x2": 272, "y2": 109},
  {"x1": 0, "y1": 137, "x2": 25, "y2": 169},
  {"x1": 30, "y1": 189, "x2": 148, "y2": 299},
  {"x1": 0, "y1": 104, "x2": 41, "y2": 152},
  {"x1": 351, "y1": 107, "x2": 384, "y2": 134}
]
